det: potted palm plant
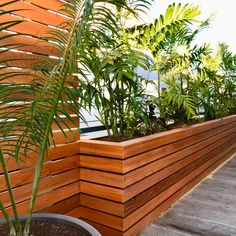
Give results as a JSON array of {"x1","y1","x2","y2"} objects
[{"x1": 0, "y1": 0, "x2": 150, "y2": 235}]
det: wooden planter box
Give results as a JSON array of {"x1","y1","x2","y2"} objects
[
  {"x1": 78, "y1": 115, "x2": 236, "y2": 236},
  {"x1": 1, "y1": 115, "x2": 236, "y2": 236}
]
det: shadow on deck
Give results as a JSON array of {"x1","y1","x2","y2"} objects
[{"x1": 140, "y1": 154, "x2": 236, "y2": 236}]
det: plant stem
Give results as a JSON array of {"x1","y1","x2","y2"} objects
[
  {"x1": 0, "y1": 148, "x2": 21, "y2": 235},
  {"x1": 0, "y1": 201, "x2": 16, "y2": 236}
]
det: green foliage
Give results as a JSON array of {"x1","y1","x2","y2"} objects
[
  {"x1": 79, "y1": 55, "x2": 151, "y2": 137},
  {"x1": 129, "y1": 2, "x2": 236, "y2": 127},
  {"x1": 77, "y1": 2, "x2": 153, "y2": 138},
  {"x1": 131, "y1": 3, "x2": 202, "y2": 54},
  {"x1": 78, "y1": 2, "x2": 236, "y2": 136},
  {"x1": 195, "y1": 43, "x2": 236, "y2": 120}
]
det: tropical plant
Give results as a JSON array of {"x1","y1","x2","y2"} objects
[
  {"x1": 136, "y1": 4, "x2": 236, "y2": 125},
  {"x1": 218, "y1": 43, "x2": 236, "y2": 115},
  {"x1": 129, "y1": 3, "x2": 213, "y2": 125},
  {"x1": 0, "y1": 0, "x2": 150, "y2": 235},
  {"x1": 195, "y1": 43, "x2": 236, "y2": 120},
  {"x1": 130, "y1": 3, "x2": 204, "y2": 94},
  {"x1": 77, "y1": 2, "x2": 153, "y2": 138},
  {"x1": 79, "y1": 54, "x2": 152, "y2": 137}
]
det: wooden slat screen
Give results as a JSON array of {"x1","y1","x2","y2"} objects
[
  {"x1": 0, "y1": 0, "x2": 80, "y2": 145},
  {"x1": 0, "y1": 142, "x2": 81, "y2": 218}
]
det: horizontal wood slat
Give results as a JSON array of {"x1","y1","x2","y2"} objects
[
  {"x1": 40, "y1": 194, "x2": 80, "y2": 214},
  {"x1": 0, "y1": 156, "x2": 80, "y2": 218},
  {"x1": 0, "y1": 0, "x2": 82, "y2": 221},
  {"x1": 80, "y1": 121, "x2": 236, "y2": 177},
  {"x1": 78, "y1": 134, "x2": 236, "y2": 219},
  {"x1": 0, "y1": 116, "x2": 231, "y2": 228},
  {"x1": 80, "y1": 140, "x2": 124, "y2": 159},
  {"x1": 80, "y1": 194, "x2": 124, "y2": 217},
  {"x1": 0, "y1": 32, "x2": 59, "y2": 56},
  {"x1": 79, "y1": 146, "x2": 236, "y2": 234},
  {"x1": 0, "y1": 14, "x2": 50, "y2": 37},
  {"x1": 0, "y1": 68, "x2": 45, "y2": 83},
  {"x1": 0, "y1": 169, "x2": 79, "y2": 207},
  {"x1": 124, "y1": 120, "x2": 236, "y2": 172},
  {"x1": 0, "y1": 142, "x2": 80, "y2": 174},
  {"x1": 0, "y1": 50, "x2": 54, "y2": 68},
  {"x1": 0, "y1": 154, "x2": 79, "y2": 191},
  {"x1": 79, "y1": 115, "x2": 236, "y2": 159},
  {"x1": 0, "y1": 181, "x2": 80, "y2": 218},
  {"x1": 124, "y1": 137, "x2": 235, "y2": 216},
  {"x1": 124, "y1": 148, "x2": 236, "y2": 236},
  {"x1": 25, "y1": 0, "x2": 66, "y2": 15},
  {"x1": 1, "y1": 0, "x2": 67, "y2": 27},
  {"x1": 1, "y1": 0, "x2": 78, "y2": 145},
  {"x1": 84, "y1": 220, "x2": 123, "y2": 236},
  {"x1": 123, "y1": 141, "x2": 236, "y2": 230},
  {"x1": 79, "y1": 125, "x2": 236, "y2": 200},
  {"x1": 122, "y1": 115, "x2": 236, "y2": 158},
  {"x1": 1, "y1": 69, "x2": 75, "y2": 85},
  {"x1": 51, "y1": 117, "x2": 80, "y2": 130}
]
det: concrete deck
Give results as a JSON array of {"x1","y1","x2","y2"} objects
[{"x1": 140, "y1": 154, "x2": 236, "y2": 236}]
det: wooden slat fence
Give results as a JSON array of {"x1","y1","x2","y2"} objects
[
  {"x1": 0, "y1": 142, "x2": 80, "y2": 217},
  {"x1": 0, "y1": 0, "x2": 80, "y2": 145}
]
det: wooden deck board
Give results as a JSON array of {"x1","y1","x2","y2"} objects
[{"x1": 140, "y1": 155, "x2": 236, "y2": 236}]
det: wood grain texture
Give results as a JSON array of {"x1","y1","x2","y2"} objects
[
  {"x1": 40, "y1": 194, "x2": 80, "y2": 214},
  {"x1": 1, "y1": 0, "x2": 78, "y2": 145},
  {"x1": 0, "y1": 141, "x2": 80, "y2": 217},
  {"x1": 25, "y1": 0, "x2": 66, "y2": 14},
  {"x1": 140, "y1": 153, "x2": 236, "y2": 236},
  {"x1": 1, "y1": 1, "x2": 66, "y2": 26},
  {"x1": 124, "y1": 121, "x2": 236, "y2": 172},
  {"x1": 80, "y1": 194, "x2": 124, "y2": 217},
  {"x1": 84, "y1": 220, "x2": 123, "y2": 236},
  {"x1": 79, "y1": 126, "x2": 236, "y2": 191},
  {"x1": 124, "y1": 136, "x2": 236, "y2": 216},
  {"x1": 122, "y1": 115, "x2": 236, "y2": 158},
  {"x1": 0, "y1": 32, "x2": 59, "y2": 56},
  {"x1": 77, "y1": 115, "x2": 236, "y2": 235},
  {"x1": 0, "y1": 14, "x2": 50, "y2": 37},
  {"x1": 0, "y1": 181, "x2": 80, "y2": 218},
  {"x1": 79, "y1": 140, "x2": 124, "y2": 159},
  {"x1": 123, "y1": 142, "x2": 236, "y2": 230}
]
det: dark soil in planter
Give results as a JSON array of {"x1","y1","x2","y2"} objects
[
  {"x1": 94, "y1": 135, "x2": 135, "y2": 142},
  {"x1": 94, "y1": 118, "x2": 205, "y2": 142},
  {"x1": 0, "y1": 220, "x2": 88, "y2": 236}
]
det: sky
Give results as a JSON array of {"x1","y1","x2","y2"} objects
[{"x1": 139, "y1": 0, "x2": 236, "y2": 53}]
